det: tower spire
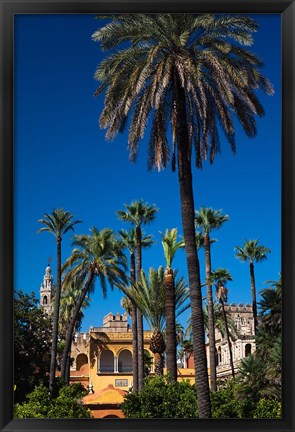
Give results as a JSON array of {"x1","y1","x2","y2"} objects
[{"x1": 40, "y1": 261, "x2": 54, "y2": 314}]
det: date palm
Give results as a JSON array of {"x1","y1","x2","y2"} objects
[
  {"x1": 60, "y1": 227, "x2": 127, "y2": 380},
  {"x1": 38, "y1": 209, "x2": 81, "y2": 393},
  {"x1": 127, "y1": 266, "x2": 189, "y2": 376},
  {"x1": 93, "y1": 14, "x2": 273, "y2": 416},
  {"x1": 118, "y1": 228, "x2": 153, "y2": 391},
  {"x1": 58, "y1": 280, "x2": 91, "y2": 384},
  {"x1": 117, "y1": 200, "x2": 158, "y2": 389},
  {"x1": 160, "y1": 228, "x2": 184, "y2": 382},
  {"x1": 258, "y1": 276, "x2": 281, "y2": 336},
  {"x1": 211, "y1": 268, "x2": 235, "y2": 378},
  {"x1": 195, "y1": 207, "x2": 229, "y2": 391},
  {"x1": 235, "y1": 240, "x2": 270, "y2": 334},
  {"x1": 256, "y1": 276, "x2": 281, "y2": 368}
]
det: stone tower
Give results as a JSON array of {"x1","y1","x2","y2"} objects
[{"x1": 40, "y1": 262, "x2": 54, "y2": 315}]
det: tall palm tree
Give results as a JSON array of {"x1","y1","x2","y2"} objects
[
  {"x1": 118, "y1": 228, "x2": 153, "y2": 392},
  {"x1": 195, "y1": 207, "x2": 229, "y2": 391},
  {"x1": 125, "y1": 266, "x2": 189, "y2": 376},
  {"x1": 60, "y1": 227, "x2": 127, "y2": 380},
  {"x1": 160, "y1": 228, "x2": 184, "y2": 382},
  {"x1": 211, "y1": 268, "x2": 235, "y2": 379},
  {"x1": 58, "y1": 280, "x2": 91, "y2": 384},
  {"x1": 58, "y1": 280, "x2": 91, "y2": 339},
  {"x1": 93, "y1": 14, "x2": 273, "y2": 416},
  {"x1": 117, "y1": 200, "x2": 158, "y2": 389},
  {"x1": 38, "y1": 209, "x2": 81, "y2": 393},
  {"x1": 235, "y1": 240, "x2": 270, "y2": 333}
]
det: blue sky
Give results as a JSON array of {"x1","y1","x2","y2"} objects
[{"x1": 14, "y1": 14, "x2": 281, "y2": 332}]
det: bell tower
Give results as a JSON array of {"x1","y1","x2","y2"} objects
[{"x1": 40, "y1": 258, "x2": 54, "y2": 315}]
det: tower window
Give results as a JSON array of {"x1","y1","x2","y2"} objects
[
  {"x1": 245, "y1": 344, "x2": 252, "y2": 357},
  {"x1": 43, "y1": 296, "x2": 48, "y2": 305}
]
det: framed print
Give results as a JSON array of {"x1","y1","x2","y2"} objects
[{"x1": 0, "y1": 0, "x2": 294, "y2": 431}]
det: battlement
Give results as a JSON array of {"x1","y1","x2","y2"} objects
[
  {"x1": 92, "y1": 312, "x2": 130, "y2": 333},
  {"x1": 225, "y1": 302, "x2": 252, "y2": 313},
  {"x1": 73, "y1": 332, "x2": 90, "y2": 346}
]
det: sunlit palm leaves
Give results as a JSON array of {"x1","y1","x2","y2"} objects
[
  {"x1": 93, "y1": 14, "x2": 273, "y2": 171},
  {"x1": 60, "y1": 227, "x2": 127, "y2": 380}
]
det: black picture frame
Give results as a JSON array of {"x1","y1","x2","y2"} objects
[{"x1": 0, "y1": 1, "x2": 294, "y2": 431}]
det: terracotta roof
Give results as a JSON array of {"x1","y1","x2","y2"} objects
[{"x1": 82, "y1": 384, "x2": 128, "y2": 405}]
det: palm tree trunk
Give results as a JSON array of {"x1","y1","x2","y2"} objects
[
  {"x1": 221, "y1": 299, "x2": 235, "y2": 379},
  {"x1": 130, "y1": 251, "x2": 138, "y2": 392},
  {"x1": 131, "y1": 302, "x2": 138, "y2": 392},
  {"x1": 164, "y1": 267, "x2": 177, "y2": 382},
  {"x1": 66, "y1": 352, "x2": 71, "y2": 385},
  {"x1": 61, "y1": 272, "x2": 94, "y2": 380},
  {"x1": 137, "y1": 310, "x2": 144, "y2": 390},
  {"x1": 135, "y1": 226, "x2": 144, "y2": 390},
  {"x1": 174, "y1": 74, "x2": 211, "y2": 418},
  {"x1": 250, "y1": 262, "x2": 258, "y2": 334},
  {"x1": 204, "y1": 234, "x2": 217, "y2": 392},
  {"x1": 154, "y1": 353, "x2": 164, "y2": 376},
  {"x1": 49, "y1": 237, "x2": 62, "y2": 394}
]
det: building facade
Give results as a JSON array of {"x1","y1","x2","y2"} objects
[
  {"x1": 210, "y1": 302, "x2": 256, "y2": 379},
  {"x1": 39, "y1": 264, "x2": 255, "y2": 417}
]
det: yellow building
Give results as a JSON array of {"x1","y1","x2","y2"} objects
[{"x1": 69, "y1": 312, "x2": 195, "y2": 418}]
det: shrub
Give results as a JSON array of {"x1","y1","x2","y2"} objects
[
  {"x1": 121, "y1": 376, "x2": 198, "y2": 418},
  {"x1": 253, "y1": 398, "x2": 282, "y2": 419},
  {"x1": 15, "y1": 382, "x2": 92, "y2": 418},
  {"x1": 211, "y1": 379, "x2": 244, "y2": 418}
]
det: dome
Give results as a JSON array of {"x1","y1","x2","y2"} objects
[{"x1": 45, "y1": 265, "x2": 52, "y2": 276}]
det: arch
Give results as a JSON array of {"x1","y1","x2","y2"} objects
[
  {"x1": 43, "y1": 295, "x2": 48, "y2": 305},
  {"x1": 76, "y1": 353, "x2": 88, "y2": 371},
  {"x1": 118, "y1": 349, "x2": 132, "y2": 372},
  {"x1": 100, "y1": 350, "x2": 115, "y2": 373},
  {"x1": 103, "y1": 415, "x2": 120, "y2": 418},
  {"x1": 217, "y1": 347, "x2": 222, "y2": 364},
  {"x1": 215, "y1": 348, "x2": 218, "y2": 366},
  {"x1": 245, "y1": 343, "x2": 252, "y2": 357}
]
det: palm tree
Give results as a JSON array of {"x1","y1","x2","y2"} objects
[
  {"x1": 203, "y1": 301, "x2": 237, "y2": 343},
  {"x1": 119, "y1": 228, "x2": 153, "y2": 390},
  {"x1": 117, "y1": 200, "x2": 158, "y2": 389},
  {"x1": 118, "y1": 228, "x2": 154, "y2": 392},
  {"x1": 178, "y1": 339, "x2": 194, "y2": 369},
  {"x1": 60, "y1": 227, "x2": 127, "y2": 381},
  {"x1": 237, "y1": 343, "x2": 281, "y2": 402},
  {"x1": 235, "y1": 240, "x2": 270, "y2": 333},
  {"x1": 160, "y1": 228, "x2": 184, "y2": 382},
  {"x1": 126, "y1": 266, "x2": 189, "y2": 376},
  {"x1": 58, "y1": 280, "x2": 91, "y2": 384},
  {"x1": 121, "y1": 295, "x2": 133, "y2": 316},
  {"x1": 58, "y1": 280, "x2": 91, "y2": 339},
  {"x1": 237, "y1": 354, "x2": 267, "y2": 404},
  {"x1": 255, "y1": 276, "x2": 281, "y2": 397},
  {"x1": 211, "y1": 268, "x2": 235, "y2": 379},
  {"x1": 93, "y1": 14, "x2": 273, "y2": 416},
  {"x1": 38, "y1": 208, "x2": 81, "y2": 393},
  {"x1": 195, "y1": 207, "x2": 229, "y2": 391},
  {"x1": 258, "y1": 276, "x2": 281, "y2": 336}
]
